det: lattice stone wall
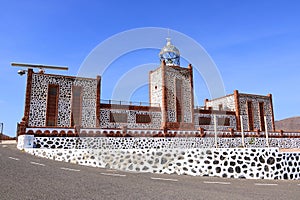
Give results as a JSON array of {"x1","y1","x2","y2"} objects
[
  {"x1": 165, "y1": 67, "x2": 193, "y2": 123},
  {"x1": 239, "y1": 94, "x2": 273, "y2": 131},
  {"x1": 99, "y1": 109, "x2": 162, "y2": 129},
  {"x1": 24, "y1": 143, "x2": 300, "y2": 180},
  {"x1": 205, "y1": 95, "x2": 235, "y2": 111},
  {"x1": 29, "y1": 73, "x2": 98, "y2": 128},
  {"x1": 32, "y1": 137, "x2": 300, "y2": 149}
]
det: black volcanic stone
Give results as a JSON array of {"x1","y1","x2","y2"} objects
[
  {"x1": 244, "y1": 156, "x2": 250, "y2": 161},
  {"x1": 216, "y1": 167, "x2": 221, "y2": 173},
  {"x1": 264, "y1": 165, "x2": 269, "y2": 172},
  {"x1": 235, "y1": 166, "x2": 241, "y2": 173},
  {"x1": 267, "y1": 157, "x2": 275, "y2": 165},
  {"x1": 228, "y1": 167, "x2": 234, "y2": 173},
  {"x1": 230, "y1": 161, "x2": 235, "y2": 166},
  {"x1": 259, "y1": 156, "x2": 265, "y2": 163},
  {"x1": 213, "y1": 160, "x2": 219, "y2": 165}
]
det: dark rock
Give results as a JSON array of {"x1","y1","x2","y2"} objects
[
  {"x1": 259, "y1": 156, "x2": 265, "y2": 163},
  {"x1": 213, "y1": 160, "x2": 219, "y2": 165},
  {"x1": 161, "y1": 157, "x2": 168, "y2": 165},
  {"x1": 264, "y1": 165, "x2": 269, "y2": 172},
  {"x1": 267, "y1": 157, "x2": 275, "y2": 165}
]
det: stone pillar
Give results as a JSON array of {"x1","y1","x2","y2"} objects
[
  {"x1": 161, "y1": 60, "x2": 168, "y2": 130},
  {"x1": 96, "y1": 75, "x2": 101, "y2": 127},
  {"x1": 234, "y1": 90, "x2": 241, "y2": 131},
  {"x1": 23, "y1": 68, "x2": 33, "y2": 126}
]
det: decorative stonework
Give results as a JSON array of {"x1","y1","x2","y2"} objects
[
  {"x1": 32, "y1": 136, "x2": 300, "y2": 149},
  {"x1": 28, "y1": 73, "x2": 98, "y2": 128},
  {"x1": 23, "y1": 144, "x2": 300, "y2": 180}
]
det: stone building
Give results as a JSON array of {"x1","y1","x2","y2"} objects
[{"x1": 17, "y1": 39, "x2": 275, "y2": 136}]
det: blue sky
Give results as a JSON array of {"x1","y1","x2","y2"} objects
[{"x1": 1, "y1": 0, "x2": 300, "y2": 136}]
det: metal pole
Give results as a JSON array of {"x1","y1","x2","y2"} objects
[
  {"x1": 0, "y1": 123, "x2": 3, "y2": 143},
  {"x1": 214, "y1": 115, "x2": 218, "y2": 148},
  {"x1": 240, "y1": 116, "x2": 245, "y2": 147},
  {"x1": 264, "y1": 116, "x2": 269, "y2": 148}
]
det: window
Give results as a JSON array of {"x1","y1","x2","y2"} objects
[
  {"x1": 247, "y1": 101, "x2": 254, "y2": 131},
  {"x1": 110, "y1": 112, "x2": 127, "y2": 123},
  {"x1": 46, "y1": 84, "x2": 59, "y2": 126},
  {"x1": 199, "y1": 117, "x2": 211, "y2": 125},
  {"x1": 218, "y1": 118, "x2": 230, "y2": 126},
  {"x1": 176, "y1": 79, "x2": 183, "y2": 122},
  {"x1": 136, "y1": 114, "x2": 151, "y2": 123},
  {"x1": 218, "y1": 104, "x2": 223, "y2": 111},
  {"x1": 71, "y1": 86, "x2": 82, "y2": 127},
  {"x1": 259, "y1": 102, "x2": 265, "y2": 131}
]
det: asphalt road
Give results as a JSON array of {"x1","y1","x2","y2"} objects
[{"x1": 1, "y1": 143, "x2": 300, "y2": 200}]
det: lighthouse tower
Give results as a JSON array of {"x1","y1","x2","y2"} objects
[{"x1": 149, "y1": 38, "x2": 194, "y2": 130}]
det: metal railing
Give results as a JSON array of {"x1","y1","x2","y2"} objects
[{"x1": 100, "y1": 99, "x2": 160, "y2": 107}]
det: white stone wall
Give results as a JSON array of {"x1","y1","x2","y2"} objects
[
  {"x1": 149, "y1": 68, "x2": 162, "y2": 106},
  {"x1": 24, "y1": 146, "x2": 300, "y2": 180},
  {"x1": 99, "y1": 109, "x2": 162, "y2": 129},
  {"x1": 29, "y1": 74, "x2": 98, "y2": 128},
  {"x1": 205, "y1": 95, "x2": 235, "y2": 111}
]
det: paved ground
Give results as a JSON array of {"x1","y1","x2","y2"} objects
[{"x1": 1, "y1": 143, "x2": 300, "y2": 200}]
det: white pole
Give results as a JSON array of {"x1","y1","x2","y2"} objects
[
  {"x1": 214, "y1": 115, "x2": 218, "y2": 148},
  {"x1": 264, "y1": 116, "x2": 269, "y2": 148},
  {"x1": 240, "y1": 116, "x2": 245, "y2": 147}
]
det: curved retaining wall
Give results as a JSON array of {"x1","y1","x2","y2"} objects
[
  {"x1": 24, "y1": 147, "x2": 300, "y2": 180},
  {"x1": 19, "y1": 136, "x2": 300, "y2": 180}
]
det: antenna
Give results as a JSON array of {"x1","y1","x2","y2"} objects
[{"x1": 11, "y1": 62, "x2": 68, "y2": 71}]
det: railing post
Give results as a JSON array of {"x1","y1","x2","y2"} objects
[
  {"x1": 264, "y1": 116, "x2": 269, "y2": 148},
  {"x1": 214, "y1": 115, "x2": 218, "y2": 148},
  {"x1": 240, "y1": 116, "x2": 245, "y2": 147},
  {"x1": 0, "y1": 122, "x2": 3, "y2": 143}
]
